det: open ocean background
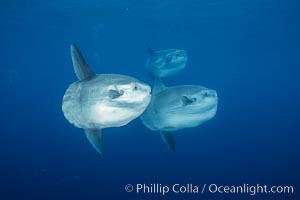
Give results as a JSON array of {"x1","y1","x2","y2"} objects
[{"x1": 0, "y1": 0, "x2": 299, "y2": 199}]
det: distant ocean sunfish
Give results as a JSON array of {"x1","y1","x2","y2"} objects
[
  {"x1": 8, "y1": 69, "x2": 18, "y2": 84},
  {"x1": 146, "y1": 45, "x2": 187, "y2": 81},
  {"x1": 140, "y1": 80, "x2": 218, "y2": 152},
  {"x1": 62, "y1": 44, "x2": 151, "y2": 154}
]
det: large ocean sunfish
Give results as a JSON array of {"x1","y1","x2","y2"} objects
[
  {"x1": 146, "y1": 45, "x2": 187, "y2": 81},
  {"x1": 140, "y1": 80, "x2": 218, "y2": 152},
  {"x1": 62, "y1": 44, "x2": 151, "y2": 154}
]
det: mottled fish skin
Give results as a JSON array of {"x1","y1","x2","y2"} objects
[
  {"x1": 146, "y1": 49, "x2": 187, "y2": 81},
  {"x1": 62, "y1": 74, "x2": 151, "y2": 129}
]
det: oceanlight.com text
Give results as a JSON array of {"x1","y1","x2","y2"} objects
[{"x1": 124, "y1": 183, "x2": 294, "y2": 196}]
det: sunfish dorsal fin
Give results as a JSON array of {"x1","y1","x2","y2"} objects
[
  {"x1": 70, "y1": 44, "x2": 95, "y2": 80},
  {"x1": 84, "y1": 129, "x2": 104, "y2": 155},
  {"x1": 146, "y1": 44, "x2": 155, "y2": 56},
  {"x1": 160, "y1": 132, "x2": 175, "y2": 152},
  {"x1": 153, "y1": 78, "x2": 166, "y2": 94}
]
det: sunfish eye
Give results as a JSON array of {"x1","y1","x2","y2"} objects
[
  {"x1": 108, "y1": 89, "x2": 124, "y2": 99},
  {"x1": 133, "y1": 86, "x2": 138, "y2": 91},
  {"x1": 181, "y1": 96, "x2": 196, "y2": 106}
]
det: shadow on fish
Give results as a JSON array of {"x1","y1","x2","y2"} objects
[{"x1": 62, "y1": 44, "x2": 151, "y2": 155}]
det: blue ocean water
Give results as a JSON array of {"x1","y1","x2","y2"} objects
[{"x1": 0, "y1": 0, "x2": 299, "y2": 199}]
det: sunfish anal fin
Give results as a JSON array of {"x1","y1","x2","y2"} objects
[
  {"x1": 70, "y1": 44, "x2": 95, "y2": 81},
  {"x1": 84, "y1": 129, "x2": 104, "y2": 155},
  {"x1": 160, "y1": 131, "x2": 175, "y2": 152}
]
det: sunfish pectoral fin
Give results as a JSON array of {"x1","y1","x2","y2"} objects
[
  {"x1": 70, "y1": 44, "x2": 95, "y2": 81},
  {"x1": 181, "y1": 96, "x2": 196, "y2": 105},
  {"x1": 160, "y1": 132, "x2": 175, "y2": 152},
  {"x1": 84, "y1": 129, "x2": 104, "y2": 155},
  {"x1": 108, "y1": 89, "x2": 123, "y2": 99},
  {"x1": 146, "y1": 44, "x2": 155, "y2": 56}
]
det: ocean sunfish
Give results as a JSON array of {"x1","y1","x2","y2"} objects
[
  {"x1": 146, "y1": 45, "x2": 187, "y2": 81},
  {"x1": 140, "y1": 80, "x2": 218, "y2": 152},
  {"x1": 62, "y1": 44, "x2": 151, "y2": 154}
]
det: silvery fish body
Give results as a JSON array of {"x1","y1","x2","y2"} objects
[
  {"x1": 62, "y1": 44, "x2": 151, "y2": 154},
  {"x1": 140, "y1": 81, "x2": 218, "y2": 152}
]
